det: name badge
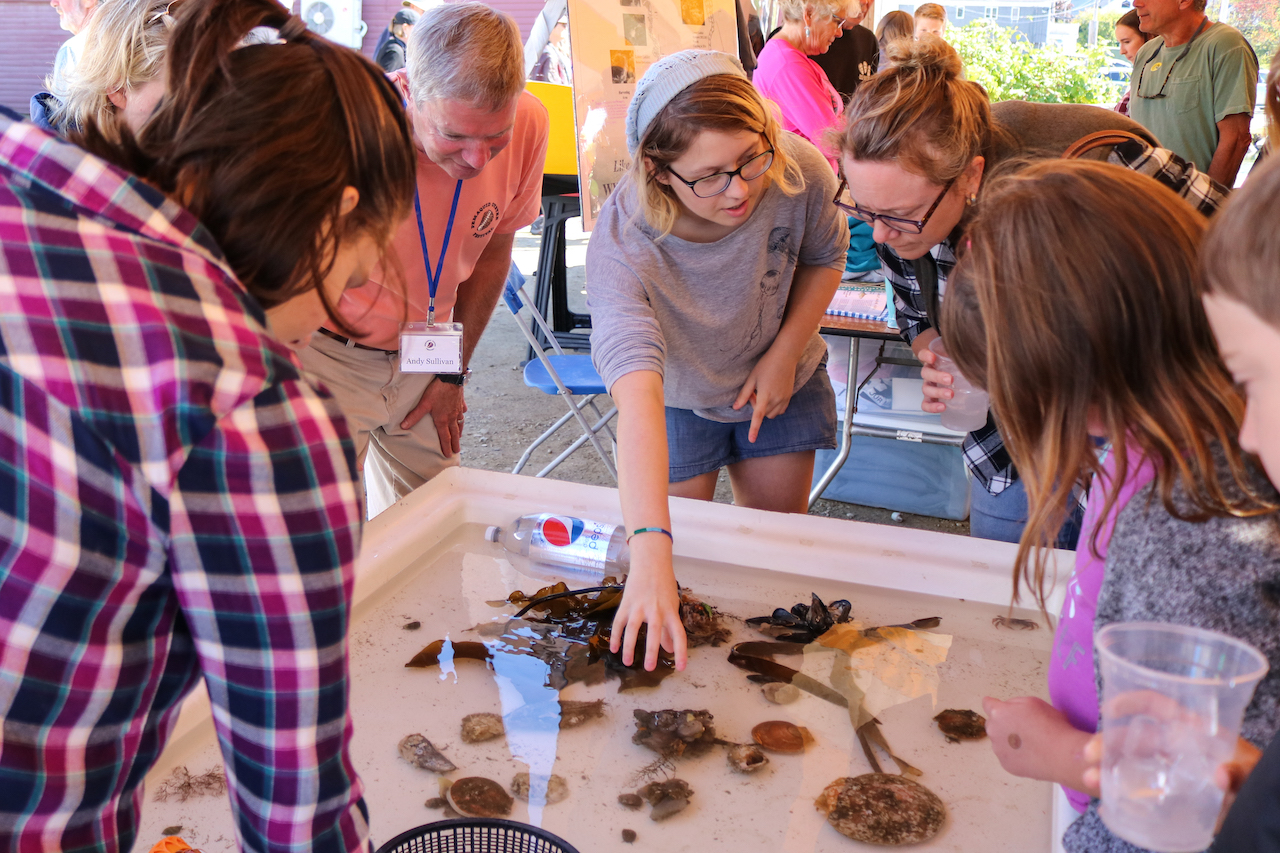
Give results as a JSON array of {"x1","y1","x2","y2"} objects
[{"x1": 399, "y1": 322, "x2": 464, "y2": 374}]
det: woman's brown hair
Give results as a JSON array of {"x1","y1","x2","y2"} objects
[
  {"x1": 943, "y1": 159, "x2": 1273, "y2": 612},
  {"x1": 834, "y1": 37, "x2": 1001, "y2": 185},
  {"x1": 79, "y1": 0, "x2": 415, "y2": 332},
  {"x1": 874, "y1": 10, "x2": 914, "y2": 57},
  {"x1": 1115, "y1": 9, "x2": 1147, "y2": 36},
  {"x1": 631, "y1": 73, "x2": 803, "y2": 239}
]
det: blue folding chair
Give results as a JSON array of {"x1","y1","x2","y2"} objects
[{"x1": 502, "y1": 265, "x2": 617, "y2": 480}]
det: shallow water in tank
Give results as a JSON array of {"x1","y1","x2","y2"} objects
[{"x1": 136, "y1": 524, "x2": 1055, "y2": 852}]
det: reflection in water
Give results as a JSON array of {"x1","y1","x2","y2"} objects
[{"x1": 491, "y1": 641, "x2": 561, "y2": 825}]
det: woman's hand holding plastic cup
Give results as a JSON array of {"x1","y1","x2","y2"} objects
[
  {"x1": 924, "y1": 337, "x2": 989, "y2": 432},
  {"x1": 917, "y1": 347, "x2": 953, "y2": 414}
]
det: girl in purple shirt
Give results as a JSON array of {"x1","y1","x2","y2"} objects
[{"x1": 941, "y1": 159, "x2": 1280, "y2": 852}]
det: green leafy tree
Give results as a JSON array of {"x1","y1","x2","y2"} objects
[
  {"x1": 951, "y1": 20, "x2": 1123, "y2": 104},
  {"x1": 1072, "y1": 9, "x2": 1124, "y2": 52},
  {"x1": 1214, "y1": 0, "x2": 1280, "y2": 63}
]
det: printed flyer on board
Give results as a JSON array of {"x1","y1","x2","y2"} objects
[{"x1": 566, "y1": 0, "x2": 738, "y2": 229}]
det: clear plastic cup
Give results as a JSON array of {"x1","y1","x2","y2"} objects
[
  {"x1": 926, "y1": 337, "x2": 989, "y2": 432},
  {"x1": 1096, "y1": 622, "x2": 1269, "y2": 853}
]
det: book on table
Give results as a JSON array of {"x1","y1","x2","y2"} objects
[{"x1": 825, "y1": 285, "x2": 888, "y2": 321}]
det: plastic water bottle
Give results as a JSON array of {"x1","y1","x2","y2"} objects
[{"x1": 485, "y1": 513, "x2": 630, "y2": 582}]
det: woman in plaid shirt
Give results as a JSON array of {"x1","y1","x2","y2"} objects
[
  {"x1": 831, "y1": 37, "x2": 1226, "y2": 546},
  {"x1": 0, "y1": 0, "x2": 415, "y2": 851}
]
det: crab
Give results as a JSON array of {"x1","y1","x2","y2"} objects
[{"x1": 992, "y1": 615, "x2": 1039, "y2": 631}]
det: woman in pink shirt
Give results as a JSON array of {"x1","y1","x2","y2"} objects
[{"x1": 753, "y1": 0, "x2": 853, "y2": 169}]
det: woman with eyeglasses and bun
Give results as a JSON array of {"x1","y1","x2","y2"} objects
[
  {"x1": 834, "y1": 35, "x2": 1223, "y2": 547},
  {"x1": 586, "y1": 51, "x2": 848, "y2": 674}
]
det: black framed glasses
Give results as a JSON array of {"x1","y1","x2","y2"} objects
[
  {"x1": 667, "y1": 147, "x2": 775, "y2": 198},
  {"x1": 832, "y1": 176, "x2": 955, "y2": 234},
  {"x1": 1134, "y1": 17, "x2": 1209, "y2": 100}
]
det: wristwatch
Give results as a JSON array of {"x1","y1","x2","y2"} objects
[{"x1": 436, "y1": 368, "x2": 471, "y2": 386}]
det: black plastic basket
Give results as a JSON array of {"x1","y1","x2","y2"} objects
[{"x1": 374, "y1": 819, "x2": 581, "y2": 853}]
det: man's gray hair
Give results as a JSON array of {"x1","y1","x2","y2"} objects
[{"x1": 407, "y1": 3, "x2": 525, "y2": 110}]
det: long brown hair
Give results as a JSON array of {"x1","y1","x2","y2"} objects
[
  {"x1": 79, "y1": 0, "x2": 415, "y2": 332},
  {"x1": 943, "y1": 160, "x2": 1273, "y2": 612}
]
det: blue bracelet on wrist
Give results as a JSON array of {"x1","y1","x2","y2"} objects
[{"x1": 627, "y1": 527, "x2": 673, "y2": 543}]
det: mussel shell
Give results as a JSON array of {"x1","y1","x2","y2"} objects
[
  {"x1": 807, "y1": 594, "x2": 832, "y2": 629},
  {"x1": 773, "y1": 608, "x2": 802, "y2": 625},
  {"x1": 751, "y1": 720, "x2": 812, "y2": 753},
  {"x1": 828, "y1": 600, "x2": 852, "y2": 622},
  {"x1": 446, "y1": 777, "x2": 513, "y2": 818}
]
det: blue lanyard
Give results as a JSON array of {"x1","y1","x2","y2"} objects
[{"x1": 414, "y1": 179, "x2": 463, "y2": 325}]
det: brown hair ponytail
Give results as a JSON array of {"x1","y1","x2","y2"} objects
[{"x1": 80, "y1": 0, "x2": 415, "y2": 329}]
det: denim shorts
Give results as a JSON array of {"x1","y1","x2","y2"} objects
[{"x1": 666, "y1": 362, "x2": 838, "y2": 483}]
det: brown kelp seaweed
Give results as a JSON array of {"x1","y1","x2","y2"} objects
[{"x1": 406, "y1": 581, "x2": 689, "y2": 691}]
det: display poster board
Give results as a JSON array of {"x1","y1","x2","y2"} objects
[{"x1": 565, "y1": 0, "x2": 738, "y2": 229}]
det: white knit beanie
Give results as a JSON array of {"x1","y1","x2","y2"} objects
[{"x1": 624, "y1": 49, "x2": 747, "y2": 156}]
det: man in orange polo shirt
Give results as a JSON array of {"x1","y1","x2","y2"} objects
[{"x1": 300, "y1": 1, "x2": 549, "y2": 517}]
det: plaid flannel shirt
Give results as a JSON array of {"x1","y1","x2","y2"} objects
[
  {"x1": 878, "y1": 139, "x2": 1228, "y2": 498},
  {"x1": 0, "y1": 113, "x2": 370, "y2": 853}
]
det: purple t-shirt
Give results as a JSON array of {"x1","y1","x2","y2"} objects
[{"x1": 1048, "y1": 444, "x2": 1157, "y2": 813}]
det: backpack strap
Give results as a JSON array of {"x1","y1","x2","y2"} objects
[
  {"x1": 1062, "y1": 129, "x2": 1150, "y2": 160},
  {"x1": 911, "y1": 252, "x2": 942, "y2": 336}
]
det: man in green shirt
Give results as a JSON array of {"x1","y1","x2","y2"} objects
[{"x1": 1129, "y1": 0, "x2": 1258, "y2": 185}]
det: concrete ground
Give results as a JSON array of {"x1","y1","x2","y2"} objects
[{"x1": 456, "y1": 217, "x2": 970, "y2": 538}]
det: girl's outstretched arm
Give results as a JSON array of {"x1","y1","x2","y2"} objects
[{"x1": 608, "y1": 369, "x2": 689, "y2": 672}]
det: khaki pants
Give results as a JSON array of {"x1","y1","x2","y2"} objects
[{"x1": 299, "y1": 331, "x2": 458, "y2": 518}]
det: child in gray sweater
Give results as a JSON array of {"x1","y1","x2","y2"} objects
[{"x1": 1199, "y1": 154, "x2": 1280, "y2": 853}]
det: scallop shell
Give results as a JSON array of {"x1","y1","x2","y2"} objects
[
  {"x1": 815, "y1": 774, "x2": 946, "y2": 845},
  {"x1": 751, "y1": 720, "x2": 813, "y2": 753},
  {"x1": 446, "y1": 777, "x2": 513, "y2": 818}
]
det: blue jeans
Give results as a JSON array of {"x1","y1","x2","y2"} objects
[
  {"x1": 970, "y1": 477, "x2": 1081, "y2": 550},
  {"x1": 665, "y1": 363, "x2": 837, "y2": 483}
]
